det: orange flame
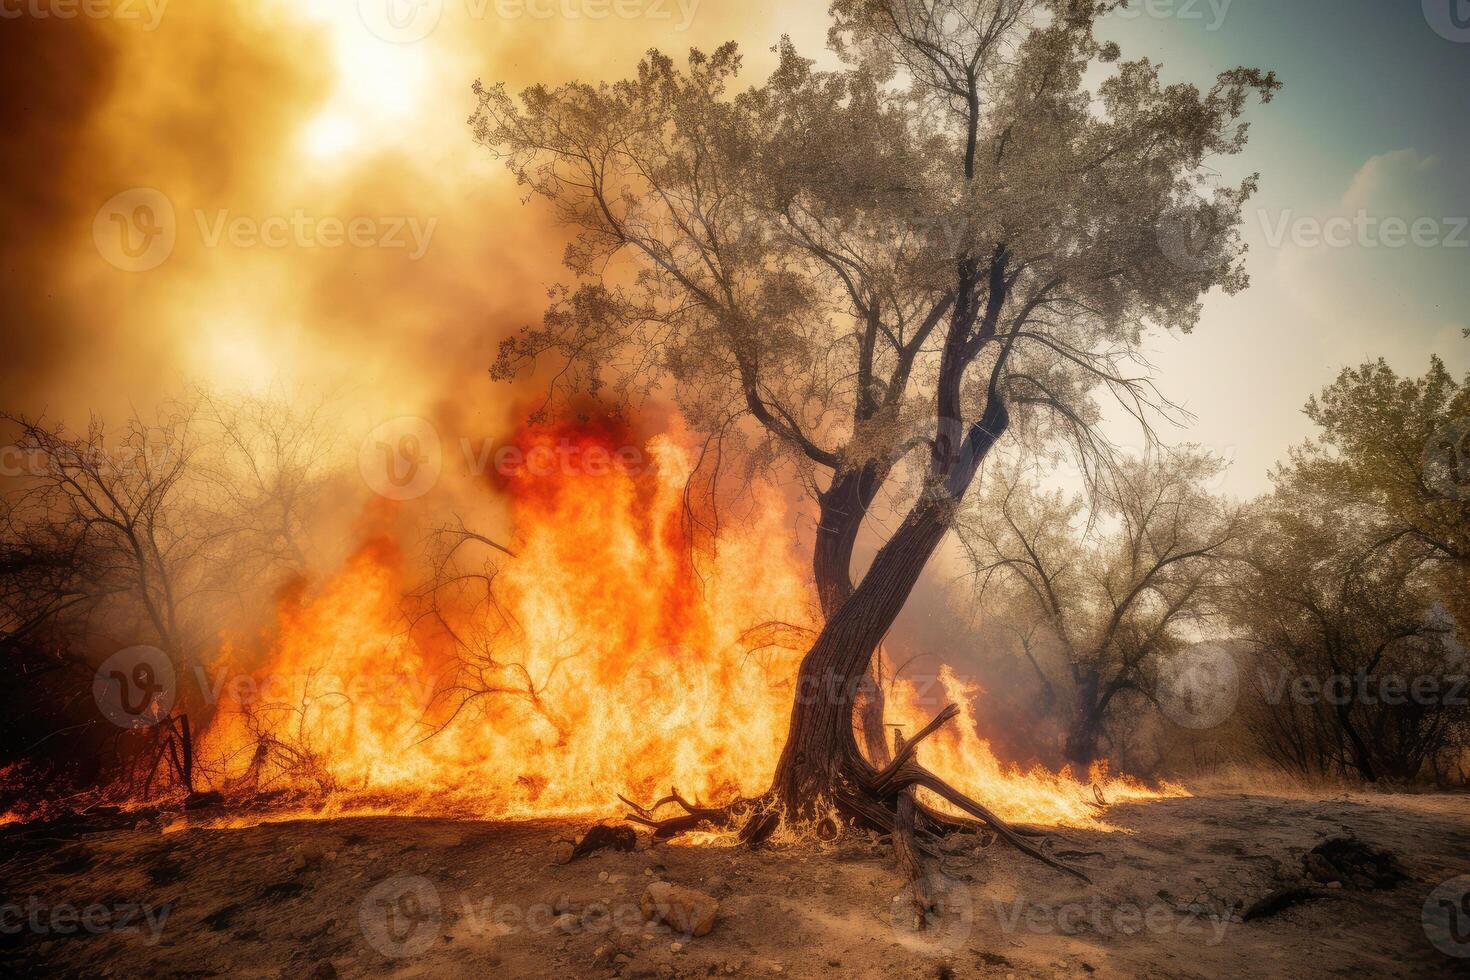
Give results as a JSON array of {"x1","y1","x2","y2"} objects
[{"x1": 195, "y1": 421, "x2": 1179, "y2": 827}]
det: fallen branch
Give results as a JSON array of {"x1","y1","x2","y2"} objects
[
  {"x1": 617, "y1": 703, "x2": 1094, "y2": 897},
  {"x1": 560, "y1": 824, "x2": 637, "y2": 862},
  {"x1": 619, "y1": 787, "x2": 744, "y2": 839},
  {"x1": 1242, "y1": 886, "x2": 1335, "y2": 922},
  {"x1": 872, "y1": 703, "x2": 960, "y2": 793},
  {"x1": 891, "y1": 729, "x2": 939, "y2": 928},
  {"x1": 907, "y1": 768, "x2": 1091, "y2": 883}
]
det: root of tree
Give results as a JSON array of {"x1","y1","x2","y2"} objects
[{"x1": 619, "y1": 703, "x2": 1093, "y2": 930}]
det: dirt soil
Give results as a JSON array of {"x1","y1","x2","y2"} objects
[{"x1": 3, "y1": 792, "x2": 1469, "y2": 979}]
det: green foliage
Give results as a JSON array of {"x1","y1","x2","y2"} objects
[
  {"x1": 1280, "y1": 356, "x2": 1469, "y2": 567},
  {"x1": 1230, "y1": 355, "x2": 1470, "y2": 783}
]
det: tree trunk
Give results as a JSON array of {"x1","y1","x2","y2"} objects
[
  {"x1": 628, "y1": 402, "x2": 1088, "y2": 881},
  {"x1": 853, "y1": 652, "x2": 890, "y2": 766},
  {"x1": 767, "y1": 492, "x2": 958, "y2": 815},
  {"x1": 812, "y1": 468, "x2": 868, "y2": 618},
  {"x1": 763, "y1": 399, "x2": 1009, "y2": 818},
  {"x1": 1063, "y1": 671, "x2": 1102, "y2": 768},
  {"x1": 814, "y1": 466, "x2": 891, "y2": 767},
  {"x1": 1336, "y1": 702, "x2": 1379, "y2": 782}
]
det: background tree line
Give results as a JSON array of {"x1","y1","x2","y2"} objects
[
  {"x1": 0, "y1": 391, "x2": 336, "y2": 804},
  {"x1": 960, "y1": 349, "x2": 1469, "y2": 786}
]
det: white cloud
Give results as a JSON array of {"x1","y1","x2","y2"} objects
[
  {"x1": 1340, "y1": 148, "x2": 1444, "y2": 213},
  {"x1": 1268, "y1": 147, "x2": 1469, "y2": 374}
]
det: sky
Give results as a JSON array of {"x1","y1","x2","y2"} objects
[
  {"x1": 1094, "y1": 0, "x2": 1470, "y2": 495},
  {"x1": 0, "y1": 0, "x2": 1465, "y2": 502}
]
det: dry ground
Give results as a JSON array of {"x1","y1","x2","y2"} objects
[{"x1": 3, "y1": 791, "x2": 1469, "y2": 978}]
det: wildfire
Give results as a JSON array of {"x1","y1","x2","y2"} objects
[
  {"x1": 194, "y1": 421, "x2": 1180, "y2": 829},
  {"x1": 890, "y1": 671, "x2": 1183, "y2": 827}
]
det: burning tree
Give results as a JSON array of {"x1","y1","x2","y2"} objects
[{"x1": 473, "y1": 0, "x2": 1276, "y2": 903}]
